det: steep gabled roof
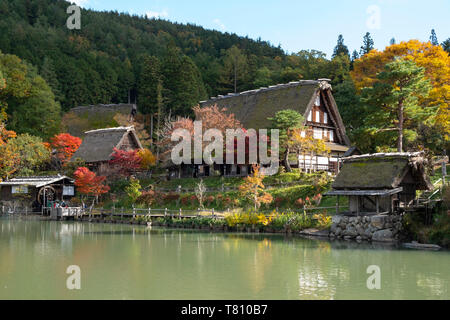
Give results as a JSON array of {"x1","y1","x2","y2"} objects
[
  {"x1": 0, "y1": 175, "x2": 73, "y2": 188},
  {"x1": 200, "y1": 80, "x2": 350, "y2": 146},
  {"x1": 71, "y1": 127, "x2": 143, "y2": 163},
  {"x1": 332, "y1": 152, "x2": 432, "y2": 191}
]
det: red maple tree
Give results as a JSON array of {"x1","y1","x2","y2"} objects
[
  {"x1": 50, "y1": 133, "x2": 82, "y2": 164},
  {"x1": 109, "y1": 147, "x2": 142, "y2": 176},
  {"x1": 74, "y1": 167, "x2": 110, "y2": 203}
]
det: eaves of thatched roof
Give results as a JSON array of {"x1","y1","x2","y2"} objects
[{"x1": 0, "y1": 175, "x2": 73, "y2": 188}]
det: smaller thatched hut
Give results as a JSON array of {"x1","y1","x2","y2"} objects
[
  {"x1": 71, "y1": 126, "x2": 143, "y2": 175},
  {"x1": 326, "y1": 152, "x2": 432, "y2": 216}
]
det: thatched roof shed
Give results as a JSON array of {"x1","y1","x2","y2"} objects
[
  {"x1": 332, "y1": 152, "x2": 432, "y2": 191},
  {"x1": 71, "y1": 126, "x2": 142, "y2": 164}
]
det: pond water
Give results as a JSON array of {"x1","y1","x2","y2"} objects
[{"x1": 0, "y1": 217, "x2": 448, "y2": 300}]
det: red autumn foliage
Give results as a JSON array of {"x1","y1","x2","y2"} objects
[
  {"x1": 50, "y1": 133, "x2": 82, "y2": 163},
  {"x1": 74, "y1": 167, "x2": 110, "y2": 197},
  {"x1": 109, "y1": 147, "x2": 142, "y2": 175}
]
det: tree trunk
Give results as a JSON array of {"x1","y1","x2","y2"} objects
[
  {"x1": 397, "y1": 100, "x2": 404, "y2": 152},
  {"x1": 284, "y1": 147, "x2": 291, "y2": 172},
  {"x1": 234, "y1": 56, "x2": 238, "y2": 93}
]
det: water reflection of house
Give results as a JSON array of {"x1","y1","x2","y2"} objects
[
  {"x1": 326, "y1": 153, "x2": 432, "y2": 216},
  {"x1": 0, "y1": 175, "x2": 76, "y2": 212}
]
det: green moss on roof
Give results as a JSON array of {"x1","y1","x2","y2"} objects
[
  {"x1": 333, "y1": 159, "x2": 409, "y2": 190},
  {"x1": 201, "y1": 83, "x2": 319, "y2": 129}
]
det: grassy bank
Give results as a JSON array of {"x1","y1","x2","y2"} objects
[{"x1": 101, "y1": 171, "x2": 345, "y2": 213}]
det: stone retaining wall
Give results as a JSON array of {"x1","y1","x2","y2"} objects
[{"x1": 329, "y1": 214, "x2": 403, "y2": 242}]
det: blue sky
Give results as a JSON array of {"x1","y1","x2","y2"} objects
[{"x1": 73, "y1": 0, "x2": 450, "y2": 57}]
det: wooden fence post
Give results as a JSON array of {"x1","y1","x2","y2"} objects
[
  {"x1": 179, "y1": 208, "x2": 182, "y2": 218},
  {"x1": 164, "y1": 208, "x2": 167, "y2": 217},
  {"x1": 212, "y1": 208, "x2": 215, "y2": 219}
]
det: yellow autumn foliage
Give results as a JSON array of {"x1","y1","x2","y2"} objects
[{"x1": 351, "y1": 40, "x2": 450, "y2": 140}]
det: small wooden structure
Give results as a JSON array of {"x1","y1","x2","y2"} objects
[
  {"x1": 326, "y1": 152, "x2": 432, "y2": 216},
  {"x1": 71, "y1": 126, "x2": 143, "y2": 175},
  {"x1": 0, "y1": 175, "x2": 76, "y2": 213}
]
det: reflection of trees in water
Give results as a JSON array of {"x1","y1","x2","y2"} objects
[{"x1": 1, "y1": 218, "x2": 449, "y2": 299}]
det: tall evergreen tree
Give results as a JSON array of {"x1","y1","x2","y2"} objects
[
  {"x1": 219, "y1": 45, "x2": 248, "y2": 93},
  {"x1": 360, "y1": 32, "x2": 375, "y2": 56},
  {"x1": 137, "y1": 55, "x2": 161, "y2": 115},
  {"x1": 332, "y1": 35, "x2": 350, "y2": 59},
  {"x1": 351, "y1": 50, "x2": 360, "y2": 62},
  {"x1": 430, "y1": 29, "x2": 439, "y2": 46},
  {"x1": 161, "y1": 45, "x2": 206, "y2": 116},
  {"x1": 361, "y1": 58, "x2": 433, "y2": 152},
  {"x1": 390, "y1": 38, "x2": 396, "y2": 45}
]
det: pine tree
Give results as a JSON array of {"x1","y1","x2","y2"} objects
[
  {"x1": 332, "y1": 35, "x2": 350, "y2": 59},
  {"x1": 361, "y1": 58, "x2": 432, "y2": 152},
  {"x1": 219, "y1": 45, "x2": 248, "y2": 93},
  {"x1": 360, "y1": 32, "x2": 375, "y2": 56},
  {"x1": 137, "y1": 55, "x2": 161, "y2": 115},
  {"x1": 160, "y1": 46, "x2": 206, "y2": 116},
  {"x1": 430, "y1": 29, "x2": 439, "y2": 46},
  {"x1": 351, "y1": 50, "x2": 359, "y2": 62},
  {"x1": 390, "y1": 38, "x2": 396, "y2": 45}
]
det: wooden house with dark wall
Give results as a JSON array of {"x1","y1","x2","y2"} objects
[
  {"x1": 199, "y1": 79, "x2": 353, "y2": 175},
  {"x1": 71, "y1": 126, "x2": 143, "y2": 175},
  {"x1": 0, "y1": 175, "x2": 75, "y2": 212},
  {"x1": 326, "y1": 153, "x2": 432, "y2": 216}
]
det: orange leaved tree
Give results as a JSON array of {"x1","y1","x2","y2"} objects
[
  {"x1": 50, "y1": 133, "x2": 82, "y2": 164},
  {"x1": 74, "y1": 167, "x2": 110, "y2": 208}
]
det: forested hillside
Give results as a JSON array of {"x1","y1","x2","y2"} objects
[{"x1": 0, "y1": 0, "x2": 286, "y2": 113}]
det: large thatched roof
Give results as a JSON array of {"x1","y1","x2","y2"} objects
[
  {"x1": 332, "y1": 152, "x2": 432, "y2": 191},
  {"x1": 200, "y1": 80, "x2": 350, "y2": 146},
  {"x1": 71, "y1": 127, "x2": 142, "y2": 163}
]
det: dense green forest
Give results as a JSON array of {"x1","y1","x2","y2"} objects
[
  {"x1": 0, "y1": 0, "x2": 372, "y2": 114},
  {"x1": 0, "y1": 0, "x2": 448, "y2": 154}
]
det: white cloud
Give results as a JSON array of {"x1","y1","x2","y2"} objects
[
  {"x1": 146, "y1": 9, "x2": 169, "y2": 19},
  {"x1": 213, "y1": 19, "x2": 226, "y2": 31}
]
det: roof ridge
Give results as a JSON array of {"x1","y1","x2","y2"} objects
[
  {"x1": 85, "y1": 126, "x2": 134, "y2": 134},
  {"x1": 343, "y1": 152, "x2": 424, "y2": 161},
  {"x1": 203, "y1": 80, "x2": 320, "y2": 102}
]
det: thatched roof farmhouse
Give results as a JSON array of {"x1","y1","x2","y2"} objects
[
  {"x1": 72, "y1": 126, "x2": 143, "y2": 175},
  {"x1": 199, "y1": 79, "x2": 353, "y2": 174}
]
